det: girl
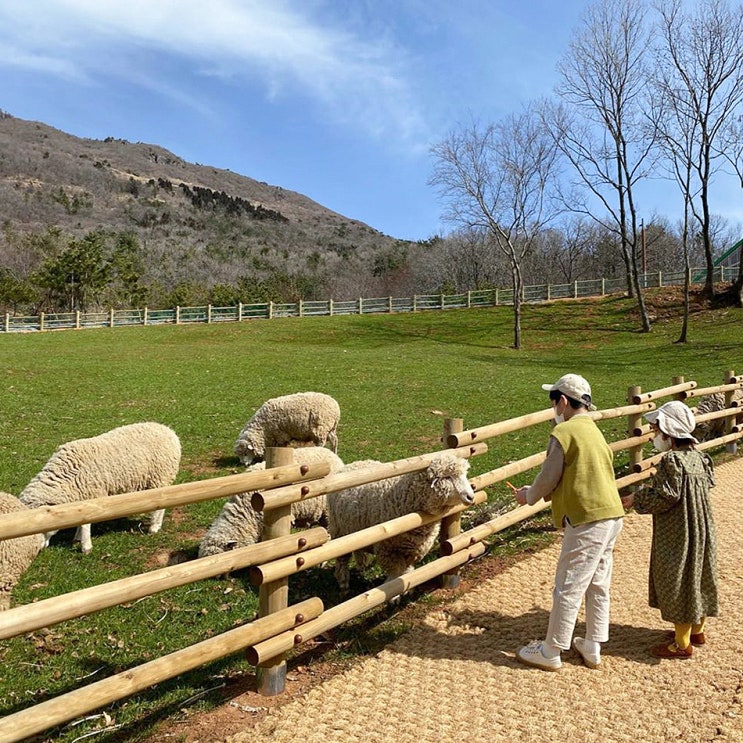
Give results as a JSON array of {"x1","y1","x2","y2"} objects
[{"x1": 622, "y1": 400, "x2": 718, "y2": 659}]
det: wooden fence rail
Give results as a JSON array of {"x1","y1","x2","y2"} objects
[{"x1": 0, "y1": 370, "x2": 741, "y2": 741}]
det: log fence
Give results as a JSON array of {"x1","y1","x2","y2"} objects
[
  {"x1": 1, "y1": 265, "x2": 738, "y2": 334},
  {"x1": 0, "y1": 370, "x2": 741, "y2": 740}
]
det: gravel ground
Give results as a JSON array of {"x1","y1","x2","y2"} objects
[{"x1": 223, "y1": 456, "x2": 743, "y2": 743}]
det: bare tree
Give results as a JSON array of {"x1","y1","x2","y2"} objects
[
  {"x1": 429, "y1": 106, "x2": 559, "y2": 348},
  {"x1": 718, "y1": 114, "x2": 743, "y2": 304},
  {"x1": 545, "y1": 0, "x2": 656, "y2": 332},
  {"x1": 653, "y1": 0, "x2": 743, "y2": 300}
]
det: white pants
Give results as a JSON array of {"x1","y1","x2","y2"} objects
[{"x1": 546, "y1": 517, "x2": 624, "y2": 650}]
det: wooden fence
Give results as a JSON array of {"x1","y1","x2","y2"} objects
[
  {"x1": 0, "y1": 371, "x2": 740, "y2": 741},
  {"x1": 1, "y1": 265, "x2": 738, "y2": 333}
]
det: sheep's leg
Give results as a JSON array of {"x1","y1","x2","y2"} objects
[
  {"x1": 382, "y1": 561, "x2": 414, "y2": 604},
  {"x1": 334, "y1": 556, "x2": 351, "y2": 595},
  {"x1": 149, "y1": 509, "x2": 166, "y2": 534},
  {"x1": 74, "y1": 524, "x2": 93, "y2": 554},
  {"x1": 0, "y1": 593, "x2": 10, "y2": 611},
  {"x1": 327, "y1": 430, "x2": 338, "y2": 453}
]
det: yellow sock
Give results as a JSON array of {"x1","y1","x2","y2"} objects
[
  {"x1": 692, "y1": 618, "x2": 706, "y2": 636},
  {"x1": 675, "y1": 623, "x2": 692, "y2": 649}
]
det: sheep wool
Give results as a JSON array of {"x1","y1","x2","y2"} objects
[
  {"x1": 694, "y1": 389, "x2": 743, "y2": 440},
  {"x1": 0, "y1": 492, "x2": 45, "y2": 610},
  {"x1": 19, "y1": 422, "x2": 181, "y2": 554},
  {"x1": 198, "y1": 446, "x2": 344, "y2": 558},
  {"x1": 328, "y1": 452, "x2": 475, "y2": 593},
  {"x1": 234, "y1": 392, "x2": 340, "y2": 465}
]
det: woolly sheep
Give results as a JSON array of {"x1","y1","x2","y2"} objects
[
  {"x1": 234, "y1": 392, "x2": 340, "y2": 465},
  {"x1": 19, "y1": 422, "x2": 181, "y2": 554},
  {"x1": 693, "y1": 389, "x2": 743, "y2": 441},
  {"x1": 0, "y1": 492, "x2": 45, "y2": 610},
  {"x1": 198, "y1": 446, "x2": 345, "y2": 558},
  {"x1": 327, "y1": 452, "x2": 476, "y2": 594}
]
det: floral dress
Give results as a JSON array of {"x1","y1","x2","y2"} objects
[{"x1": 633, "y1": 449, "x2": 718, "y2": 624}]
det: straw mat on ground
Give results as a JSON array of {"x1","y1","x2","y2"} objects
[{"x1": 225, "y1": 458, "x2": 743, "y2": 743}]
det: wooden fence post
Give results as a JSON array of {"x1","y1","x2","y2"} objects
[
  {"x1": 237, "y1": 302, "x2": 243, "y2": 322},
  {"x1": 143, "y1": 307, "x2": 148, "y2": 326},
  {"x1": 413, "y1": 295, "x2": 418, "y2": 312},
  {"x1": 440, "y1": 418, "x2": 464, "y2": 589},
  {"x1": 109, "y1": 308, "x2": 115, "y2": 328},
  {"x1": 358, "y1": 297, "x2": 363, "y2": 315},
  {"x1": 39, "y1": 312, "x2": 45, "y2": 332},
  {"x1": 4, "y1": 313, "x2": 8, "y2": 333},
  {"x1": 467, "y1": 291, "x2": 472, "y2": 308},
  {"x1": 268, "y1": 301, "x2": 274, "y2": 320},
  {"x1": 299, "y1": 300, "x2": 303, "y2": 318},
  {"x1": 494, "y1": 288, "x2": 499, "y2": 306},
  {"x1": 573, "y1": 281, "x2": 578, "y2": 298},
  {"x1": 329, "y1": 298, "x2": 334, "y2": 316},
  {"x1": 207, "y1": 304, "x2": 212, "y2": 323},
  {"x1": 673, "y1": 376, "x2": 685, "y2": 400},
  {"x1": 75, "y1": 310, "x2": 81, "y2": 329},
  {"x1": 388, "y1": 296, "x2": 393, "y2": 313},
  {"x1": 175, "y1": 306, "x2": 181, "y2": 324},
  {"x1": 724, "y1": 369, "x2": 738, "y2": 455},
  {"x1": 256, "y1": 447, "x2": 294, "y2": 696}
]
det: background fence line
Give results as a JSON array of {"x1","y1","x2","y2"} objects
[{"x1": 2, "y1": 265, "x2": 739, "y2": 333}]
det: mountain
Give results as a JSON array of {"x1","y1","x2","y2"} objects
[{"x1": 0, "y1": 112, "x2": 415, "y2": 305}]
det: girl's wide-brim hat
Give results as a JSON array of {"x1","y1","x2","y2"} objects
[{"x1": 645, "y1": 400, "x2": 699, "y2": 443}]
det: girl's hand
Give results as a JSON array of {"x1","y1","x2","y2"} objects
[{"x1": 621, "y1": 493, "x2": 634, "y2": 510}]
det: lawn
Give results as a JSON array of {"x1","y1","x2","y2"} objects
[{"x1": 0, "y1": 291, "x2": 740, "y2": 741}]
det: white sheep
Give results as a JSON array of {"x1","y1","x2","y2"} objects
[
  {"x1": 198, "y1": 446, "x2": 345, "y2": 558},
  {"x1": 19, "y1": 422, "x2": 181, "y2": 554},
  {"x1": 0, "y1": 492, "x2": 45, "y2": 610},
  {"x1": 234, "y1": 392, "x2": 340, "y2": 465},
  {"x1": 327, "y1": 452, "x2": 476, "y2": 594},
  {"x1": 693, "y1": 389, "x2": 743, "y2": 440}
]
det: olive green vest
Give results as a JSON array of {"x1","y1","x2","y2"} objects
[{"x1": 549, "y1": 415, "x2": 624, "y2": 528}]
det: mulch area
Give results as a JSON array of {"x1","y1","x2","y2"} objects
[{"x1": 213, "y1": 456, "x2": 743, "y2": 743}]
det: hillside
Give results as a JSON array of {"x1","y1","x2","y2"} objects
[{"x1": 0, "y1": 112, "x2": 415, "y2": 305}]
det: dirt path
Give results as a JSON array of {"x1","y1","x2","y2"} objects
[{"x1": 216, "y1": 456, "x2": 743, "y2": 743}]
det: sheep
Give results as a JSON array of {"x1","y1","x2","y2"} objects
[
  {"x1": 327, "y1": 452, "x2": 476, "y2": 594},
  {"x1": 234, "y1": 392, "x2": 340, "y2": 465},
  {"x1": 19, "y1": 422, "x2": 181, "y2": 554},
  {"x1": 0, "y1": 492, "x2": 45, "y2": 610},
  {"x1": 198, "y1": 446, "x2": 345, "y2": 558},
  {"x1": 693, "y1": 389, "x2": 743, "y2": 441}
]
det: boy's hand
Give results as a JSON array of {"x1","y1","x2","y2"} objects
[{"x1": 515, "y1": 486, "x2": 530, "y2": 506}]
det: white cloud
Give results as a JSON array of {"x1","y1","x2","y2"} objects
[{"x1": 0, "y1": 0, "x2": 428, "y2": 145}]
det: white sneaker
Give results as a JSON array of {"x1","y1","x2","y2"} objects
[
  {"x1": 516, "y1": 640, "x2": 562, "y2": 671},
  {"x1": 572, "y1": 637, "x2": 601, "y2": 669}
]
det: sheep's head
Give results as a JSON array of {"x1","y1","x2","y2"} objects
[
  {"x1": 424, "y1": 454, "x2": 475, "y2": 513},
  {"x1": 235, "y1": 433, "x2": 265, "y2": 465}
]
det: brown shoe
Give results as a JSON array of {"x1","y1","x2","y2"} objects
[
  {"x1": 651, "y1": 641, "x2": 693, "y2": 659},
  {"x1": 665, "y1": 631, "x2": 705, "y2": 646}
]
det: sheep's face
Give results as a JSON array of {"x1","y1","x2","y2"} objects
[{"x1": 427, "y1": 457, "x2": 475, "y2": 511}]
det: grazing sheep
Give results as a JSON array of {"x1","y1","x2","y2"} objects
[
  {"x1": 327, "y1": 452, "x2": 476, "y2": 594},
  {"x1": 0, "y1": 492, "x2": 45, "y2": 610},
  {"x1": 234, "y1": 392, "x2": 340, "y2": 465},
  {"x1": 19, "y1": 422, "x2": 181, "y2": 554},
  {"x1": 693, "y1": 389, "x2": 743, "y2": 441},
  {"x1": 198, "y1": 447, "x2": 344, "y2": 558}
]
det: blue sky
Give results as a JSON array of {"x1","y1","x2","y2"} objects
[{"x1": 0, "y1": 0, "x2": 739, "y2": 242}]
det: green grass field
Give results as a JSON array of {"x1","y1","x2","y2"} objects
[{"x1": 0, "y1": 292, "x2": 740, "y2": 742}]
